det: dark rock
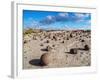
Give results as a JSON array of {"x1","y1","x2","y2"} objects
[
  {"x1": 24, "y1": 40, "x2": 27, "y2": 44},
  {"x1": 52, "y1": 45, "x2": 55, "y2": 47},
  {"x1": 70, "y1": 49, "x2": 77, "y2": 54},
  {"x1": 81, "y1": 39, "x2": 85, "y2": 42},
  {"x1": 84, "y1": 45, "x2": 89, "y2": 51},
  {"x1": 44, "y1": 40, "x2": 50, "y2": 43},
  {"x1": 61, "y1": 41, "x2": 64, "y2": 43},
  {"x1": 67, "y1": 38, "x2": 69, "y2": 40},
  {"x1": 70, "y1": 33, "x2": 73, "y2": 38}
]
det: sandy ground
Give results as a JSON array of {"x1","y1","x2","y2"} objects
[{"x1": 23, "y1": 29, "x2": 91, "y2": 69}]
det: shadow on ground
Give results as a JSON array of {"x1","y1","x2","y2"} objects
[{"x1": 29, "y1": 59, "x2": 41, "y2": 66}]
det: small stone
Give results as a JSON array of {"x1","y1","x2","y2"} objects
[
  {"x1": 61, "y1": 41, "x2": 64, "y2": 43},
  {"x1": 40, "y1": 43, "x2": 43, "y2": 46},
  {"x1": 46, "y1": 45, "x2": 52, "y2": 51},
  {"x1": 70, "y1": 49, "x2": 77, "y2": 54},
  {"x1": 84, "y1": 45, "x2": 89, "y2": 51},
  {"x1": 52, "y1": 45, "x2": 55, "y2": 47},
  {"x1": 81, "y1": 39, "x2": 85, "y2": 42}
]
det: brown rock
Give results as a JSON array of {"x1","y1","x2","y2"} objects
[
  {"x1": 46, "y1": 45, "x2": 52, "y2": 51},
  {"x1": 40, "y1": 53, "x2": 67, "y2": 66},
  {"x1": 40, "y1": 53, "x2": 50, "y2": 66},
  {"x1": 61, "y1": 40, "x2": 64, "y2": 43}
]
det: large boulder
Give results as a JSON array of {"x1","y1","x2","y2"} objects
[{"x1": 40, "y1": 53, "x2": 66, "y2": 66}]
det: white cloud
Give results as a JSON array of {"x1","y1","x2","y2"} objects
[
  {"x1": 87, "y1": 20, "x2": 91, "y2": 24},
  {"x1": 85, "y1": 14, "x2": 90, "y2": 17},
  {"x1": 63, "y1": 25, "x2": 73, "y2": 30},
  {"x1": 75, "y1": 13, "x2": 85, "y2": 18},
  {"x1": 74, "y1": 13, "x2": 90, "y2": 23},
  {"x1": 46, "y1": 15, "x2": 53, "y2": 20},
  {"x1": 76, "y1": 19, "x2": 85, "y2": 23},
  {"x1": 79, "y1": 26, "x2": 91, "y2": 30},
  {"x1": 58, "y1": 13, "x2": 68, "y2": 17},
  {"x1": 25, "y1": 18, "x2": 40, "y2": 28},
  {"x1": 75, "y1": 13, "x2": 90, "y2": 18}
]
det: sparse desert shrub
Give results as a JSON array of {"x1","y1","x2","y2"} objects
[
  {"x1": 24, "y1": 28, "x2": 43, "y2": 35},
  {"x1": 84, "y1": 45, "x2": 89, "y2": 50},
  {"x1": 33, "y1": 36, "x2": 37, "y2": 40},
  {"x1": 86, "y1": 30, "x2": 91, "y2": 33},
  {"x1": 70, "y1": 49, "x2": 77, "y2": 54},
  {"x1": 24, "y1": 40, "x2": 27, "y2": 44},
  {"x1": 24, "y1": 28, "x2": 34, "y2": 35}
]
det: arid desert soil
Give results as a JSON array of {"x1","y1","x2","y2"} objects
[{"x1": 23, "y1": 29, "x2": 91, "y2": 69}]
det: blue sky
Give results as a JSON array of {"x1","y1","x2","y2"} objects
[{"x1": 23, "y1": 10, "x2": 91, "y2": 30}]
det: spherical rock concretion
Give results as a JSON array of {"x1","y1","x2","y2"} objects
[{"x1": 40, "y1": 53, "x2": 67, "y2": 66}]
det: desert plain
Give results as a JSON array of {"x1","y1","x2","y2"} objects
[{"x1": 23, "y1": 28, "x2": 91, "y2": 69}]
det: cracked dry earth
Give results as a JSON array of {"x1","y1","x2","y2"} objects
[{"x1": 23, "y1": 30, "x2": 91, "y2": 69}]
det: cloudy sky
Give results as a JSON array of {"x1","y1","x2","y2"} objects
[{"x1": 23, "y1": 10, "x2": 91, "y2": 30}]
